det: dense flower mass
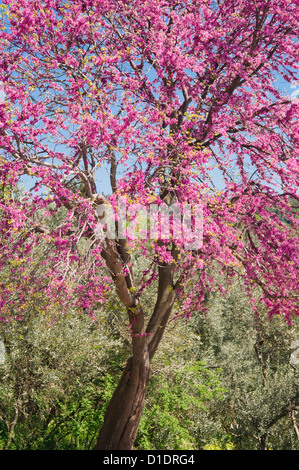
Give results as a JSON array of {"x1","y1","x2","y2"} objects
[{"x1": 0, "y1": 0, "x2": 298, "y2": 328}]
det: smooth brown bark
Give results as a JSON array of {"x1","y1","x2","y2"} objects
[
  {"x1": 95, "y1": 291, "x2": 177, "y2": 449},
  {"x1": 94, "y1": 290, "x2": 176, "y2": 450},
  {"x1": 95, "y1": 348, "x2": 150, "y2": 450},
  {"x1": 95, "y1": 229, "x2": 179, "y2": 450}
]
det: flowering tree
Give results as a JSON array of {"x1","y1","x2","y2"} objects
[{"x1": 0, "y1": 0, "x2": 298, "y2": 450}]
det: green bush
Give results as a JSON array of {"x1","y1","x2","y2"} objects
[
  {"x1": 0, "y1": 310, "x2": 122, "y2": 450},
  {"x1": 136, "y1": 361, "x2": 225, "y2": 450},
  {"x1": 191, "y1": 280, "x2": 299, "y2": 450}
]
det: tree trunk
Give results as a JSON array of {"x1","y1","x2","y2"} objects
[
  {"x1": 95, "y1": 338, "x2": 150, "y2": 450},
  {"x1": 96, "y1": 241, "x2": 178, "y2": 450}
]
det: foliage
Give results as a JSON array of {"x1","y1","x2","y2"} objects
[
  {"x1": 0, "y1": 273, "x2": 298, "y2": 450},
  {"x1": 136, "y1": 361, "x2": 224, "y2": 450},
  {"x1": 0, "y1": 302, "x2": 226, "y2": 450},
  {"x1": 0, "y1": 309, "x2": 123, "y2": 449},
  {"x1": 191, "y1": 279, "x2": 299, "y2": 450}
]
